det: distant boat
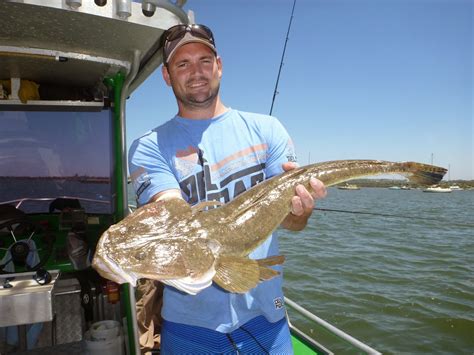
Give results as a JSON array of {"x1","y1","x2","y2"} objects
[
  {"x1": 449, "y1": 185, "x2": 463, "y2": 191},
  {"x1": 423, "y1": 186, "x2": 452, "y2": 193},
  {"x1": 338, "y1": 183, "x2": 360, "y2": 190},
  {"x1": 388, "y1": 185, "x2": 411, "y2": 190}
]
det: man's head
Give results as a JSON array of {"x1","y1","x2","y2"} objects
[
  {"x1": 162, "y1": 24, "x2": 216, "y2": 66},
  {"x1": 161, "y1": 24, "x2": 224, "y2": 116}
]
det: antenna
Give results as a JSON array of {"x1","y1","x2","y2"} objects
[{"x1": 269, "y1": 0, "x2": 297, "y2": 116}]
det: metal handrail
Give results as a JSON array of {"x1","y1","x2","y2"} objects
[
  {"x1": 285, "y1": 297, "x2": 381, "y2": 354},
  {"x1": 0, "y1": 196, "x2": 110, "y2": 210}
]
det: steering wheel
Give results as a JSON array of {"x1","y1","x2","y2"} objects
[{"x1": 0, "y1": 217, "x2": 55, "y2": 274}]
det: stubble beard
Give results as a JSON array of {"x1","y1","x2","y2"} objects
[{"x1": 174, "y1": 79, "x2": 220, "y2": 111}]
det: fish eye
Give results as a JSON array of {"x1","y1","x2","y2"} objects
[{"x1": 135, "y1": 252, "x2": 146, "y2": 260}]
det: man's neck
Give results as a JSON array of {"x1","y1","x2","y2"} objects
[{"x1": 177, "y1": 98, "x2": 228, "y2": 120}]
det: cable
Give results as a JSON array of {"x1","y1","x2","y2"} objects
[
  {"x1": 226, "y1": 333, "x2": 240, "y2": 354},
  {"x1": 239, "y1": 326, "x2": 270, "y2": 355}
]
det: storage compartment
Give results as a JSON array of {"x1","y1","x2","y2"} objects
[
  {"x1": 0, "y1": 270, "x2": 60, "y2": 327},
  {"x1": 0, "y1": 274, "x2": 125, "y2": 354}
]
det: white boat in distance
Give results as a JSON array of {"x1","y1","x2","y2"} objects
[
  {"x1": 389, "y1": 185, "x2": 411, "y2": 190},
  {"x1": 338, "y1": 183, "x2": 360, "y2": 190},
  {"x1": 423, "y1": 186, "x2": 452, "y2": 193}
]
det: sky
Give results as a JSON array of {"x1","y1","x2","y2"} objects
[{"x1": 126, "y1": 0, "x2": 473, "y2": 180}]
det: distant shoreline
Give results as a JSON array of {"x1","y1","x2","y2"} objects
[
  {"x1": 336, "y1": 179, "x2": 474, "y2": 189},
  {"x1": 1, "y1": 176, "x2": 472, "y2": 188},
  {"x1": 0, "y1": 176, "x2": 110, "y2": 183}
]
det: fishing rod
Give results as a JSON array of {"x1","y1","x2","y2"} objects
[
  {"x1": 313, "y1": 207, "x2": 474, "y2": 228},
  {"x1": 269, "y1": 0, "x2": 296, "y2": 116}
]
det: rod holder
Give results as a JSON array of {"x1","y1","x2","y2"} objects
[
  {"x1": 116, "y1": 0, "x2": 132, "y2": 19},
  {"x1": 66, "y1": 0, "x2": 82, "y2": 9}
]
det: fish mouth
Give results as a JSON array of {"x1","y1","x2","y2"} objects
[{"x1": 92, "y1": 253, "x2": 138, "y2": 286}]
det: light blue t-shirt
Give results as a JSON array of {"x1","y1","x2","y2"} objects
[{"x1": 128, "y1": 108, "x2": 297, "y2": 332}]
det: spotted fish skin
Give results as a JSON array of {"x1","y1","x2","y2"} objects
[{"x1": 92, "y1": 160, "x2": 447, "y2": 295}]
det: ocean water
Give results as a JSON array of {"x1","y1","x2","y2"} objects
[{"x1": 280, "y1": 188, "x2": 474, "y2": 354}]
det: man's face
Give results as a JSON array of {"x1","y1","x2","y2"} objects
[{"x1": 162, "y1": 42, "x2": 222, "y2": 110}]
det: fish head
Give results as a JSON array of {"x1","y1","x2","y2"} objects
[{"x1": 93, "y1": 199, "x2": 216, "y2": 285}]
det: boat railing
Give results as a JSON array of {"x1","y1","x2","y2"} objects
[
  {"x1": 1, "y1": 196, "x2": 110, "y2": 210},
  {"x1": 285, "y1": 297, "x2": 381, "y2": 354}
]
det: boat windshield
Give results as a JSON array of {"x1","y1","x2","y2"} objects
[{"x1": 0, "y1": 109, "x2": 113, "y2": 214}]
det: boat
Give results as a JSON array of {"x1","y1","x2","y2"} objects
[
  {"x1": 449, "y1": 185, "x2": 463, "y2": 191},
  {"x1": 337, "y1": 183, "x2": 360, "y2": 190},
  {"x1": 0, "y1": 1, "x2": 380, "y2": 354},
  {"x1": 390, "y1": 185, "x2": 411, "y2": 190},
  {"x1": 423, "y1": 186, "x2": 452, "y2": 193}
]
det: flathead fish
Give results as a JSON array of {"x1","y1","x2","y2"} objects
[{"x1": 92, "y1": 160, "x2": 446, "y2": 294}]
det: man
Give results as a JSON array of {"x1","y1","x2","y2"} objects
[{"x1": 129, "y1": 24, "x2": 326, "y2": 354}]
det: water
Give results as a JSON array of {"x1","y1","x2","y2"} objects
[{"x1": 280, "y1": 188, "x2": 474, "y2": 354}]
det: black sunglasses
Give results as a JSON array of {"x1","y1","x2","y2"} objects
[{"x1": 162, "y1": 24, "x2": 215, "y2": 63}]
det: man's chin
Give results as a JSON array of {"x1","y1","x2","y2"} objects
[{"x1": 186, "y1": 94, "x2": 216, "y2": 107}]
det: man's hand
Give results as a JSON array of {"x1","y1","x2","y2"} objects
[{"x1": 280, "y1": 162, "x2": 327, "y2": 231}]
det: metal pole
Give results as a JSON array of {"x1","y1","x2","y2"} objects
[
  {"x1": 285, "y1": 297, "x2": 381, "y2": 354},
  {"x1": 119, "y1": 50, "x2": 141, "y2": 219}
]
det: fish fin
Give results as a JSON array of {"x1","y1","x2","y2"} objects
[
  {"x1": 258, "y1": 267, "x2": 280, "y2": 281},
  {"x1": 192, "y1": 200, "x2": 223, "y2": 212},
  {"x1": 256, "y1": 255, "x2": 285, "y2": 281},
  {"x1": 403, "y1": 162, "x2": 447, "y2": 185},
  {"x1": 256, "y1": 255, "x2": 285, "y2": 267},
  {"x1": 149, "y1": 259, "x2": 216, "y2": 295},
  {"x1": 213, "y1": 255, "x2": 260, "y2": 293}
]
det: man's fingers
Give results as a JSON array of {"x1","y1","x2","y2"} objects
[
  {"x1": 291, "y1": 185, "x2": 314, "y2": 216},
  {"x1": 296, "y1": 185, "x2": 314, "y2": 210},
  {"x1": 282, "y1": 161, "x2": 299, "y2": 172},
  {"x1": 310, "y1": 178, "x2": 327, "y2": 199},
  {"x1": 290, "y1": 196, "x2": 304, "y2": 216},
  {"x1": 291, "y1": 179, "x2": 327, "y2": 216}
]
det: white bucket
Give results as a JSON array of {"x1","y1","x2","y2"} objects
[
  {"x1": 85, "y1": 320, "x2": 124, "y2": 355},
  {"x1": 90, "y1": 320, "x2": 121, "y2": 341}
]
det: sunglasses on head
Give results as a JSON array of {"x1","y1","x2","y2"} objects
[{"x1": 162, "y1": 24, "x2": 215, "y2": 63}]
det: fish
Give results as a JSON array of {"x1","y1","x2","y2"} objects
[{"x1": 92, "y1": 160, "x2": 446, "y2": 295}]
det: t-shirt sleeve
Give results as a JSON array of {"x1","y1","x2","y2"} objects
[
  {"x1": 264, "y1": 116, "x2": 297, "y2": 178},
  {"x1": 128, "y1": 133, "x2": 180, "y2": 206}
]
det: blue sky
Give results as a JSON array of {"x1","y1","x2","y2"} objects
[{"x1": 127, "y1": 0, "x2": 472, "y2": 180}]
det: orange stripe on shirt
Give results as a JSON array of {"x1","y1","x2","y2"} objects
[{"x1": 210, "y1": 143, "x2": 268, "y2": 172}]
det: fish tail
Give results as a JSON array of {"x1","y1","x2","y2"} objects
[{"x1": 402, "y1": 162, "x2": 447, "y2": 185}]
